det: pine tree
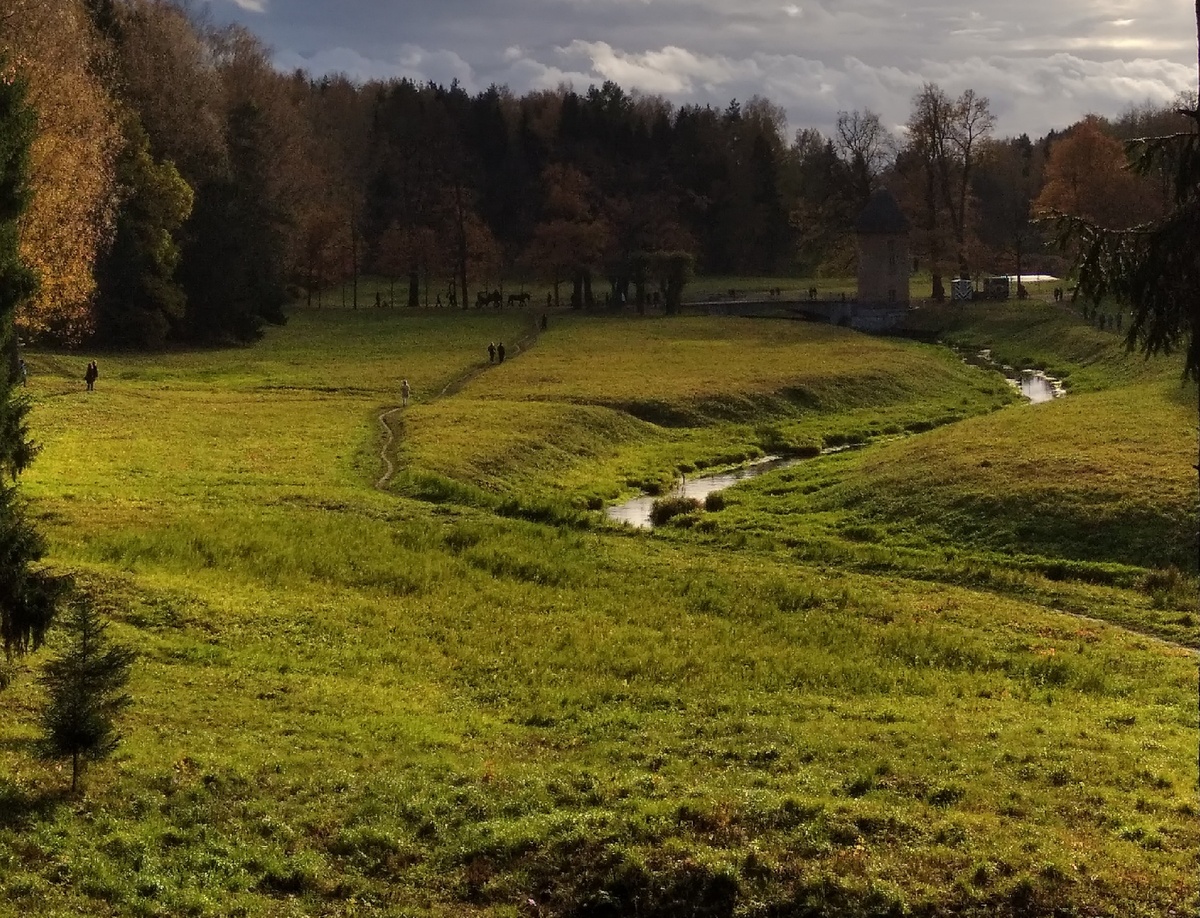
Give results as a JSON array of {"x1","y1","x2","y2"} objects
[
  {"x1": 1067, "y1": 11, "x2": 1200, "y2": 381},
  {"x1": 0, "y1": 60, "x2": 63, "y2": 671},
  {"x1": 94, "y1": 111, "x2": 194, "y2": 348},
  {"x1": 39, "y1": 597, "x2": 134, "y2": 792}
]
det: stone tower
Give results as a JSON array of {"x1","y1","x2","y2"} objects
[{"x1": 855, "y1": 189, "x2": 911, "y2": 307}]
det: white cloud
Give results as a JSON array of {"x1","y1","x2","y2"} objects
[
  {"x1": 239, "y1": 0, "x2": 1197, "y2": 139},
  {"x1": 275, "y1": 47, "x2": 404, "y2": 83},
  {"x1": 555, "y1": 41, "x2": 759, "y2": 95}
]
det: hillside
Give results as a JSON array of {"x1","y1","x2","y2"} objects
[{"x1": 2, "y1": 305, "x2": 1195, "y2": 918}]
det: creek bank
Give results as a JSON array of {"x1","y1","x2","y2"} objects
[
  {"x1": 606, "y1": 348, "x2": 1065, "y2": 529},
  {"x1": 606, "y1": 447, "x2": 854, "y2": 530},
  {"x1": 956, "y1": 347, "x2": 1065, "y2": 404}
]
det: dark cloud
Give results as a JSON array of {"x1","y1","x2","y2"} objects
[{"x1": 208, "y1": 0, "x2": 1197, "y2": 137}]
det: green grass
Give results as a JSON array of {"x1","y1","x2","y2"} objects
[
  {"x1": 1, "y1": 303, "x2": 1196, "y2": 917},
  {"x1": 396, "y1": 316, "x2": 1016, "y2": 502}
]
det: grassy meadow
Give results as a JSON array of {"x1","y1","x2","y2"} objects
[{"x1": 1, "y1": 298, "x2": 1196, "y2": 917}]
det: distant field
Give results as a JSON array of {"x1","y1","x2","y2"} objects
[
  {"x1": 3, "y1": 303, "x2": 1196, "y2": 918},
  {"x1": 321, "y1": 272, "x2": 866, "y2": 310}
]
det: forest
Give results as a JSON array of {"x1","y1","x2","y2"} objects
[{"x1": 1, "y1": 0, "x2": 1194, "y2": 348}]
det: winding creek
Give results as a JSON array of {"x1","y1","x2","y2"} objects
[
  {"x1": 606, "y1": 350, "x2": 1065, "y2": 529},
  {"x1": 966, "y1": 348, "x2": 1065, "y2": 404},
  {"x1": 605, "y1": 454, "x2": 816, "y2": 529}
]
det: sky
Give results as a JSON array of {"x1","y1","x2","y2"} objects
[{"x1": 206, "y1": 0, "x2": 1198, "y2": 140}]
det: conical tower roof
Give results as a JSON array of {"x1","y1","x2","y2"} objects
[{"x1": 855, "y1": 189, "x2": 910, "y2": 235}]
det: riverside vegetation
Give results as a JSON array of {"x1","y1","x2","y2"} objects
[{"x1": 3, "y1": 300, "x2": 1196, "y2": 917}]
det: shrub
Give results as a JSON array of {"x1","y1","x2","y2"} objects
[
  {"x1": 1141, "y1": 565, "x2": 1197, "y2": 610},
  {"x1": 649, "y1": 496, "x2": 702, "y2": 525}
]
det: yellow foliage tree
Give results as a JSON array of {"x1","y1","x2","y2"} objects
[
  {"x1": 1034, "y1": 116, "x2": 1157, "y2": 230},
  {"x1": 1, "y1": 0, "x2": 121, "y2": 341}
]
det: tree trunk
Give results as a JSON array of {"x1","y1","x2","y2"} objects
[
  {"x1": 71, "y1": 751, "x2": 79, "y2": 793},
  {"x1": 454, "y1": 182, "x2": 469, "y2": 311},
  {"x1": 351, "y1": 215, "x2": 358, "y2": 310},
  {"x1": 6, "y1": 320, "x2": 19, "y2": 382},
  {"x1": 408, "y1": 270, "x2": 419, "y2": 309},
  {"x1": 924, "y1": 158, "x2": 944, "y2": 302}
]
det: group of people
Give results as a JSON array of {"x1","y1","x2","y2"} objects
[{"x1": 487, "y1": 341, "x2": 506, "y2": 364}]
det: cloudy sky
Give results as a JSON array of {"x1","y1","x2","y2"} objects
[{"x1": 207, "y1": 0, "x2": 1197, "y2": 139}]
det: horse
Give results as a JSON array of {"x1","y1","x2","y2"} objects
[{"x1": 507, "y1": 292, "x2": 531, "y2": 307}]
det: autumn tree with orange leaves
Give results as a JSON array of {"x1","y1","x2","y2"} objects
[
  {"x1": 1034, "y1": 116, "x2": 1158, "y2": 230},
  {"x1": 521, "y1": 165, "x2": 612, "y2": 308},
  {"x1": 1, "y1": 0, "x2": 121, "y2": 342}
]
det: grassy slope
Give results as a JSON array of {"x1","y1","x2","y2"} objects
[
  {"x1": 0, "y1": 305, "x2": 1195, "y2": 917},
  {"x1": 721, "y1": 303, "x2": 1197, "y2": 568},
  {"x1": 677, "y1": 302, "x2": 1197, "y2": 647},
  {"x1": 397, "y1": 316, "x2": 1016, "y2": 501}
]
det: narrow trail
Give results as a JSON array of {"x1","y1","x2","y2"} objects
[{"x1": 375, "y1": 318, "x2": 543, "y2": 490}]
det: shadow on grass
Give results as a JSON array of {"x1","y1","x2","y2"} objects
[{"x1": 0, "y1": 778, "x2": 70, "y2": 829}]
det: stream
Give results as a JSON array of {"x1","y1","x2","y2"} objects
[
  {"x1": 604, "y1": 454, "x2": 811, "y2": 529},
  {"x1": 605, "y1": 351, "x2": 1065, "y2": 529},
  {"x1": 963, "y1": 348, "x2": 1065, "y2": 404}
]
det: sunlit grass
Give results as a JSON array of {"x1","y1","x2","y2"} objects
[
  {"x1": 1, "y1": 302, "x2": 1195, "y2": 917},
  {"x1": 397, "y1": 316, "x2": 1017, "y2": 500}
]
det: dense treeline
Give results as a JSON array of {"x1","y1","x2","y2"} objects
[{"x1": 1, "y1": 0, "x2": 1193, "y2": 348}]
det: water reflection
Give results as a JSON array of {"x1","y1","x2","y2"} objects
[
  {"x1": 1012, "y1": 370, "x2": 1061, "y2": 404},
  {"x1": 961, "y1": 348, "x2": 1064, "y2": 404},
  {"x1": 607, "y1": 349, "x2": 1064, "y2": 529},
  {"x1": 605, "y1": 455, "x2": 808, "y2": 529}
]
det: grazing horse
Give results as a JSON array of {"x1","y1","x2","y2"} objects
[{"x1": 508, "y1": 292, "x2": 531, "y2": 307}]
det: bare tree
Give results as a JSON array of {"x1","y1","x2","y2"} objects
[
  {"x1": 943, "y1": 89, "x2": 996, "y2": 271},
  {"x1": 835, "y1": 108, "x2": 894, "y2": 202},
  {"x1": 904, "y1": 84, "x2": 996, "y2": 294}
]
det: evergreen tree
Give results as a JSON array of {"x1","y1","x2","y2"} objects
[
  {"x1": 181, "y1": 101, "x2": 288, "y2": 341},
  {"x1": 95, "y1": 111, "x2": 194, "y2": 348},
  {"x1": 0, "y1": 61, "x2": 63, "y2": 671},
  {"x1": 1070, "y1": 101, "x2": 1200, "y2": 380},
  {"x1": 39, "y1": 596, "x2": 134, "y2": 792}
]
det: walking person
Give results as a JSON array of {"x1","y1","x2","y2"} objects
[
  {"x1": 17, "y1": 357, "x2": 26, "y2": 387},
  {"x1": 401, "y1": 378, "x2": 411, "y2": 408},
  {"x1": 488, "y1": 342, "x2": 496, "y2": 363},
  {"x1": 84, "y1": 360, "x2": 98, "y2": 392},
  {"x1": 497, "y1": 342, "x2": 506, "y2": 364}
]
